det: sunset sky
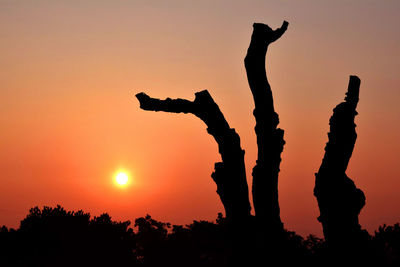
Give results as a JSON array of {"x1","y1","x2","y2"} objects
[{"x1": 0, "y1": 0, "x2": 399, "y2": 236}]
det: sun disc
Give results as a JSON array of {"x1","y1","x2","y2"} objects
[{"x1": 115, "y1": 172, "x2": 129, "y2": 186}]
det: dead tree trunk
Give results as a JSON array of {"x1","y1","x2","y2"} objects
[
  {"x1": 136, "y1": 90, "x2": 251, "y2": 223},
  {"x1": 244, "y1": 21, "x2": 288, "y2": 236},
  {"x1": 314, "y1": 76, "x2": 369, "y2": 259}
]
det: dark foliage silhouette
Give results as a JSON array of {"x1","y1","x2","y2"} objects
[
  {"x1": 0, "y1": 205, "x2": 137, "y2": 266},
  {"x1": 374, "y1": 223, "x2": 400, "y2": 265},
  {"x1": 133, "y1": 213, "x2": 232, "y2": 267},
  {"x1": 1, "y1": 206, "x2": 399, "y2": 266}
]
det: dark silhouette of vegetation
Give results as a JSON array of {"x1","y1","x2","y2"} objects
[
  {"x1": 244, "y1": 21, "x2": 288, "y2": 240},
  {"x1": 0, "y1": 206, "x2": 399, "y2": 266},
  {"x1": 314, "y1": 76, "x2": 371, "y2": 263},
  {"x1": 0, "y1": 205, "x2": 137, "y2": 266},
  {"x1": 374, "y1": 223, "x2": 400, "y2": 265},
  {"x1": 0, "y1": 21, "x2": 397, "y2": 266},
  {"x1": 135, "y1": 21, "x2": 398, "y2": 264},
  {"x1": 136, "y1": 21, "x2": 290, "y2": 264},
  {"x1": 136, "y1": 90, "x2": 251, "y2": 224}
]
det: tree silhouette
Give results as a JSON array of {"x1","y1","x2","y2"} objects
[
  {"x1": 136, "y1": 21, "x2": 373, "y2": 262},
  {"x1": 1, "y1": 206, "x2": 399, "y2": 265},
  {"x1": 314, "y1": 76, "x2": 370, "y2": 262},
  {"x1": 136, "y1": 90, "x2": 253, "y2": 264},
  {"x1": 8, "y1": 205, "x2": 138, "y2": 266},
  {"x1": 244, "y1": 22, "x2": 288, "y2": 240},
  {"x1": 136, "y1": 91, "x2": 251, "y2": 225},
  {"x1": 0, "y1": 20, "x2": 397, "y2": 266},
  {"x1": 374, "y1": 223, "x2": 400, "y2": 266}
]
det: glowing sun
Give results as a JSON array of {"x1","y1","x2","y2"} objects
[{"x1": 115, "y1": 171, "x2": 129, "y2": 187}]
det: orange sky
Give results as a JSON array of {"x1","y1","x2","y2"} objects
[{"x1": 0, "y1": 0, "x2": 399, "y2": 236}]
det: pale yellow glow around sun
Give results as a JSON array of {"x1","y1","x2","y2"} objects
[{"x1": 115, "y1": 171, "x2": 129, "y2": 187}]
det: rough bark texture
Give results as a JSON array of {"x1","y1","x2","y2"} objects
[
  {"x1": 314, "y1": 76, "x2": 368, "y2": 257},
  {"x1": 136, "y1": 90, "x2": 251, "y2": 223},
  {"x1": 244, "y1": 21, "x2": 288, "y2": 235}
]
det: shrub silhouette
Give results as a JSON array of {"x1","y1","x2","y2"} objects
[
  {"x1": 1, "y1": 205, "x2": 138, "y2": 266},
  {"x1": 0, "y1": 205, "x2": 399, "y2": 266},
  {"x1": 373, "y1": 223, "x2": 400, "y2": 266}
]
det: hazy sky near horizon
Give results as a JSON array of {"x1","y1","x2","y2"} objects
[{"x1": 0, "y1": 0, "x2": 399, "y2": 236}]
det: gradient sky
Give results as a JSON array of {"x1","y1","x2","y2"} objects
[{"x1": 0, "y1": 0, "x2": 399, "y2": 236}]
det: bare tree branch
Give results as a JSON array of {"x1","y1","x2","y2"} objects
[
  {"x1": 244, "y1": 21, "x2": 288, "y2": 235},
  {"x1": 314, "y1": 76, "x2": 368, "y2": 256},
  {"x1": 136, "y1": 90, "x2": 251, "y2": 222}
]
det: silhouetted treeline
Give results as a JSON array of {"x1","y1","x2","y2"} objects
[{"x1": 0, "y1": 205, "x2": 399, "y2": 266}]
